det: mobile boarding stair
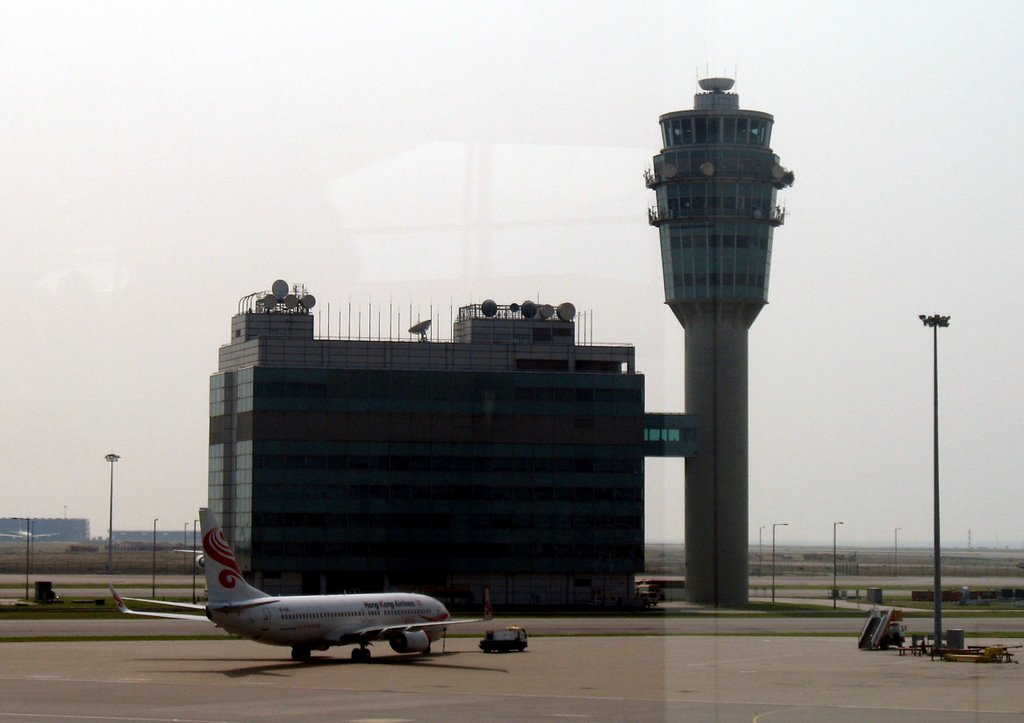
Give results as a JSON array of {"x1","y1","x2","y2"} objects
[{"x1": 858, "y1": 608, "x2": 905, "y2": 650}]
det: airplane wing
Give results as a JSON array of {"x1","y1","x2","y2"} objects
[
  {"x1": 109, "y1": 584, "x2": 210, "y2": 621},
  {"x1": 339, "y1": 619, "x2": 478, "y2": 647},
  {"x1": 346, "y1": 608, "x2": 494, "y2": 645},
  {"x1": 206, "y1": 598, "x2": 278, "y2": 612}
]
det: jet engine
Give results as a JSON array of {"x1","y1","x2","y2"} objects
[{"x1": 389, "y1": 629, "x2": 431, "y2": 653}]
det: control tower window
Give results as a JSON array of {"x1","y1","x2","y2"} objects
[
  {"x1": 680, "y1": 119, "x2": 694, "y2": 144},
  {"x1": 723, "y1": 117, "x2": 737, "y2": 143},
  {"x1": 694, "y1": 118, "x2": 707, "y2": 144},
  {"x1": 706, "y1": 117, "x2": 720, "y2": 143},
  {"x1": 669, "y1": 120, "x2": 682, "y2": 145},
  {"x1": 749, "y1": 120, "x2": 765, "y2": 146},
  {"x1": 736, "y1": 118, "x2": 749, "y2": 144}
]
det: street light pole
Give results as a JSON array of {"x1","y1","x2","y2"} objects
[
  {"x1": 192, "y1": 519, "x2": 199, "y2": 604},
  {"x1": 758, "y1": 526, "x2": 764, "y2": 577},
  {"x1": 771, "y1": 523, "x2": 787, "y2": 603},
  {"x1": 920, "y1": 313, "x2": 949, "y2": 650},
  {"x1": 833, "y1": 521, "x2": 843, "y2": 609},
  {"x1": 894, "y1": 527, "x2": 901, "y2": 577},
  {"x1": 104, "y1": 453, "x2": 120, "y2": 574},
  {"x1": 152, "y1": 518, "x2": 159, "y2": 597},
  {"x1": 23, "y1": 518, "x2": 30, "y2": 601}
]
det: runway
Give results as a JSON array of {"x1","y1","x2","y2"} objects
[{"x1": 1, "y1": 629, "x2": 1022, "y2": 721}]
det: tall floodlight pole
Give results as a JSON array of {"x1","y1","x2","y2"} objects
[
  {"x1": 771, "y1": 523, "x2": 787, "y2": 603},
  {"x1": 894, "y1": 527, "x2": 901, "y2": 577},
  {"x1": 832, "y1": 521, "x2": 843, "y2": 609},
  {"x1": 105, "y1": 453, "x2": 120, "y2": 574},
  {"x1": 152, "y1": 518, "x2": 159, "y2": 597},
  {"x1": 920, "y1": 314, "x2": 949, "y2": 649}
]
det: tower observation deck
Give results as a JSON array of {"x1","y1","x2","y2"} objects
[{"x1": 647, "y1": 77, "x2": 794, "y2": 605}]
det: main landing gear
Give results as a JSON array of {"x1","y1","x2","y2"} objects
[
  {"x1": 351, "y1": 646, "x2": 371, "y2": 662},
  {"x1": 290, "y1": 646, "x2": 312, "y2": 662}
]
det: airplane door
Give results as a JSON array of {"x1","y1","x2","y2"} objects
[{"x1": 261, "y1": 607, "x2": 272, "y2": 632}]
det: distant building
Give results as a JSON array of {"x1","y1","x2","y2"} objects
[{"x1": 210, "y1": 284, "x2": 692, "y2": 605}]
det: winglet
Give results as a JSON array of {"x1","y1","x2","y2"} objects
[
  {"x1": 108, "y1": 584, "x2": 129, "y2": 613},
  {"x1": 484, "y1": 586, "x2": 494, "y2": 621}
]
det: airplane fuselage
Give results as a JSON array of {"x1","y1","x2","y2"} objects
[{"x1": 209, "y1": 592, "x2": 451, "y2": 648}]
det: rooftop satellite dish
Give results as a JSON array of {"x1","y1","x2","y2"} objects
[
  {"x1": 284, "y1": 294, "x2": 298, "y2": 309},
  {"x1": 698, "y1": 77, "x2": 735, "y2": 92},
  {"x1": 409, "y1": 319, "x2": 431, "y2": 341},
  {"x1": 481, "y1": 299, "x2": 498, "y2": 317},
  {"x1": 663, "y1": 163, "x2": 677, "y2": 178},
  {"x1": 556, "y1": 302, "x2": 576, "y2": 321},
  {"x1": 509, "y1": 302, "x2": 520, "y2": 313},
  {"x1": 771, "y1": 164, "x2": 785, "y2": 180},
  {"x1": 272, "y1": 279, "x2": 289, "y2": 300},
  {"x1": 261, "y1": 294, "x2": 277, "y2": 311},
  {"x1": 521, "y1": 301, "x2": 537, "y2": 319},
  {"x1": 299, "y1": 294, "x2": 316, "y2": 310},
  {"x1": 700, "y1": 161, "x2": 715, "y2": 176},
  {"x1": 539, "y1": 304, "x2": 554, "y2": 319}
]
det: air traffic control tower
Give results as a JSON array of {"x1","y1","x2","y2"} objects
[{"x1": 646, "y1": 78, "x2": 794, "y2": 605}]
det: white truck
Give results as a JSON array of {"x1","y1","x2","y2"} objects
[{"x1": 479, "y1": 626, "x2": 528, "y2": 653}]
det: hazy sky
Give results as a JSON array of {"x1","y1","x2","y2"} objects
[{"x1": 2, "y1": 1, "x2": 1021, "y2": 547}]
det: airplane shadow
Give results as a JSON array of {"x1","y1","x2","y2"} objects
[{"x1": 142, "y1": 651, "x2": 508, "y2": 678}]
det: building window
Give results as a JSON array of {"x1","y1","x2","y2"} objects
[{"x1": 644, "y1": 427, "x2": 681, "y2": 442}]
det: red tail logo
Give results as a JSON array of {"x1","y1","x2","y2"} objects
[{"x1": 203, "y1": 528, "x2": 243, "y2": 589}]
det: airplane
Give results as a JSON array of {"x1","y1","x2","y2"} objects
[
  {"x1": 173, "y1": 548, "x2": 204, "y2": 567},
  {"x1": 110, "y1": 507, "x2": 493, "y2": 662},
  {"x1": 0, "y1": 531, "x2": 57, "y2": 539}
]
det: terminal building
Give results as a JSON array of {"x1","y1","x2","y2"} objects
[{"x1": 209, "y1": 284, "x2": 692, "y2": 606}]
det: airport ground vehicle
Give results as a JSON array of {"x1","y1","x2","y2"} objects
[
  {"x1": 480, "y1": 626, "x2": 528, "y2": 653},
  {"x1": 635, "y1": 580, "x2": 660, "y2": 608}
]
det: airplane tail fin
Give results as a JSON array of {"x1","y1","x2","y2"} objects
[{"x1": 199, "y1": 507, "x2": 267, "y2": 604}]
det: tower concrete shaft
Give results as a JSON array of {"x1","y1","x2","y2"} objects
[{"x1": 647, "y1": 78, "x2": 793, "y2": 605}]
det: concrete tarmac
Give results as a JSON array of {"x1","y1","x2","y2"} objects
[
  {"x1": 1, "y1": 631, "x2": 1022, "y2": 721},
  {"x1": 2, "y1": 609, "x2": 1021, "y2": 639}
]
